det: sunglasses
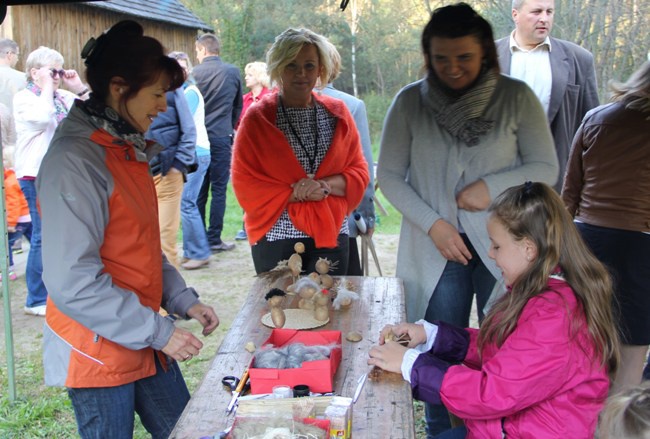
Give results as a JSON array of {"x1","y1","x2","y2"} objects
[{"x1": 50, "y1": 68, "x2": 66, "y2": 78}]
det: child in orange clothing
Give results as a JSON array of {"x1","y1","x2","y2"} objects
[{"x1": 4, "y1": 167, "x2": 32, "y2": 279}]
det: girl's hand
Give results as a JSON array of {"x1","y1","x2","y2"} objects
[
  {"x1": 428, "y1": 219, "x2": 472, "y2": 265},
  {"x1": 379, "y1": 323, "x2": 426, "y2": 348},
  {"x1": 368, "y1": 341, "x2": 408, "y2": 373}
]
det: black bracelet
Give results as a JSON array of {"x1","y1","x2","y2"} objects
[{"x1": 77, "y1": 88, "x2": 89, "y2": 97}]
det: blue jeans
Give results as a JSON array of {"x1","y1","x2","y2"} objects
[
  {"x1": 181, "y1": 153, "x2": 211, "y2": 260},
  {"x1": 433, "y1": 426, "x2": 467, "y2": 439},
  {"x1": 8, "y1": 221, "x2": 32, "y2": 267},
  {"x1": 68, "y1": 354, "x2": 190, "y2": 439},
  {"x1": 19, "y1": 180, "x2": 48, "y2": 307},
  {"x1": 644, "y1": 352, "x2": 650, "y2": 381},
  {"x1": 197, "y1": 135, "x2": 232, "y2": 245},
  {"x1": 423, "y1": 234, "x2": 495, "y2": 438}
]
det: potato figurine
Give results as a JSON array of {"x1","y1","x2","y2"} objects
[{"x1": 265, "y1": 288, "x2": 287, "y2": 328}]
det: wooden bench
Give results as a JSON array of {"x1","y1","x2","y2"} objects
[{"x1": 169, "y1": 276, "x2": 415, "y2": 438}]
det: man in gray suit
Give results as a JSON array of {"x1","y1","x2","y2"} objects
[{"x1": 496, "y1": 0, "x2": 599, "y2": 190}]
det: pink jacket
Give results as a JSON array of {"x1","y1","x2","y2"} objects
[{"x1": 441, "y1": 278, "x2": 609, "y2": 438}]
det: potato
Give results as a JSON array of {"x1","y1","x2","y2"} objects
[
  {"x1": 294, "y1": 242, "x2": 305, "y2": 254},
  {"x1": 271, "y1": 307, "x2": 286, "y2": 328},
  {"x1": 314, "y1": 305, "x2": 329, "y2": 321},
  {"x1": 345, "y1": 331, "x2": 363, "y2": 342}
]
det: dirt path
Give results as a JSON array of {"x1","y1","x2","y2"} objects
[{"x1": 0, "y1": 234, "x2": 400, "y2": 376}]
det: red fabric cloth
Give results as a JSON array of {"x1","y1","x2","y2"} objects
[
  {"x1": 232, "y1": 91, "x2": 369, "y2": 248},
  {"x1": 4, "y1": 168, "x2": 29, "y2": 227}
]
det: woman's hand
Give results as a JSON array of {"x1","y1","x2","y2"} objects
[
  {"x1": 368, "y1": 341, "x2": 408, "y2": 373},
  {"x1": 162, "y1": 327, "x2": 204, "y2": 362},
  {"x1": 428, "y1": 219, "x2": 471, "y2": 265},
  {"x1": 378, "y1": 323, "x2": 426, "y2": 348},
  {"x1": 61, "y1": 69, "x2": 86, "y2": 95},
  {"x1": 456, "y1": 179, "x2": 490, "y2": 211},
  {"x1": 291, "y1": 178, "x2": 329, "y2": 202},
  {"x1": 187, "y1": 303, "x2": 219, "y2": 336}
]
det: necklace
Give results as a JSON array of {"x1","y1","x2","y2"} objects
[{"x1": 279, "y1": 96, "x2": 319, "y2": 178}]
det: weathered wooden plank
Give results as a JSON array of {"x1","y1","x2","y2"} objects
[{"x1": 170, "y1": 276, "x2": 415, "y2": 439}]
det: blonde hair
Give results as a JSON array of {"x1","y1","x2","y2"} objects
[
  {"x1": 24, "y1": 46, "x2": 64, "y2": 81},
  {"x1": 479, "y1": 182, "x2": 619, "y2": 377},
  {"x1": 266, "y1": 28, "x2": 332, "y2": 91},
  {"x1": 325, "y1": 39, "x2": 342, "y2": 82},
  {"x1": 609, "y1": 61, "x2": 650, "y2": 115},
  {"x1": 244, "y1": 61, "x2": 271, "y2": 89},
  {"x1": 598, "y1": 382, "x2": 650, "y2": 439}
]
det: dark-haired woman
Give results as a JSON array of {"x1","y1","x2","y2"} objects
[
  {"x1": 376, "y1": 3, "x2": 558, "y2": 436},
  {"x1": 37, "y1": 21, "x2": 219, "y2": 438}
]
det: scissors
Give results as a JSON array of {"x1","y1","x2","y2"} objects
[
  {"x1": 222, "y1": 371, "x2": 251, "y2": 413},
  {"x1": 221, "y1": 375, "x2": 250, "y2": 395}
]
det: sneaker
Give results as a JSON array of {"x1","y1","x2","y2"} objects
[
  {"x1": 210, "y1": 242, "x2": 236, "y2": 252},
  {"x1": 24, "y1": 305, "x2": 46, "y2": 316},
  {"x1": 181, "y1": 258, "x2": 210, "y2": 270},
  {"x1": 235, "y1": 230, "x2": 247, "y2": 241},
  {"x1": 0, "y1": 271, "x2": 17, "y2": 281},
  {"x1": 11, "y1": 238, "x2": 23, "y2": 254}
]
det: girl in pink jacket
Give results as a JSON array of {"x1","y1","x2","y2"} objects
[{"x1": 369, "y1": 182, "x2": 620, "y2": 438}]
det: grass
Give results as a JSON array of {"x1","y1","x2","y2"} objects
[{"x1": 0, "y1": 177, "x2": 407, "y2": 438}]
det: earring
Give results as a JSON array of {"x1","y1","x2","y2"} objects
[{"x1": 118, "y1": 88, "x2": 124, "y2": 94}]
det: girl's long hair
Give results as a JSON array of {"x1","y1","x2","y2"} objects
[{"x1": 478, "y1": 182, "x2": 619, "y2": 377}]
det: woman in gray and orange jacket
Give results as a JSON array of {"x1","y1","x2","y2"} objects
[{"x1": 37, "y1": 21, "x2": 219, "y2": 439}]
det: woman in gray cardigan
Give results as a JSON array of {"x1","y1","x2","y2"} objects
[{"x1": 376, "y1": 4, "x2": 558, "y2": 437}]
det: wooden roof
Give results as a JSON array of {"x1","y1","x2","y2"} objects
[{"x1": 86, "y1": 0, "x2": 212, "y2": 32}]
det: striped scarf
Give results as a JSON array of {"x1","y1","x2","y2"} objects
[{"x1": 425, "y1": 69, "x2": 498, "y2": 147}]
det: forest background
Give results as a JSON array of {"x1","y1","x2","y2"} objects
[{"x1": 182, "y1": 0, "x2": 650, "y2": 144}]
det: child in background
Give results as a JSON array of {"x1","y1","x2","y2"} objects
[
  {"x1": 4, "y1": 166, "x2": 32, "y2": 280},
  {"x1": 369, "y1": 182, "x2": 620, "y2": 439},
  {"x1": 598, "y1": 381, "x2": 650, "y2": 439}
]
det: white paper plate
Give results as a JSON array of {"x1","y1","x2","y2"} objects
[{"x1": 261, "y1": 308, "x2": 329, "y2": 330}]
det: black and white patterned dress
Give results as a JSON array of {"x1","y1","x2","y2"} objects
[{"x1": 265, "y1": 101, "x2": 349, "y2": 241}]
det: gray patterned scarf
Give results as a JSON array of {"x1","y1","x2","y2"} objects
[{"x1": 424, "y1": 69, "x2": 498, "y2": 146}]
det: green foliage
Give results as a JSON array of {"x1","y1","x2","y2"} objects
[{"x1": 360, "y1": 91, "x2": 394, "y2": 148}]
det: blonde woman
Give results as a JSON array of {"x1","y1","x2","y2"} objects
[
  {"x1": 238, "y1": 61, "x2": 271, "y2": 126},
  {"x1": 232, "y1": 28, "x2": 369, "y2": 275},
  {"x1": 235, "y1": 61, "x2": 271, "y2": 241}
]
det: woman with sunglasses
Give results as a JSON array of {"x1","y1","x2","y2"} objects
[{"x1": 13, "y1": 46, "x2": 89, "y2": 316}]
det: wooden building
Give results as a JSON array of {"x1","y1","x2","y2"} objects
[{"x1": 0, "y1": 0, "x2": 212, "y2": 75}]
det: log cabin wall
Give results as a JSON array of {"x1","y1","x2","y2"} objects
[{"x1": 2, "y1": 3, "x2": 205, "y2": 81}]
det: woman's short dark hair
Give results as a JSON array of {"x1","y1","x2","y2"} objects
[
  {"x1": 421, "y1": 3, "x2": 500, "y2": 77},
  {"x1": 83, "y1": 20, "x2": 184, "y2": 103}
]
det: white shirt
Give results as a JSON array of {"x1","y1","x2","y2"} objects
[{"x1": 508, "y1": 32, "x2": 553, "y2": 116}]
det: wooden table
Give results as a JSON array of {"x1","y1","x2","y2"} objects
[{"x1": 170, "y1": 276, "x2": 415, "y2": 438}]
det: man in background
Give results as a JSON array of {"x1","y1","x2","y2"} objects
[
  {"x1": 193, "y1": 33, "x2": 242, "y2": 252},
  {"x1": 496, "y1": 0, "x2": 599, "y2": 190},
  {"x1": 0, "y1": 38, "x2": 25, "y2": 112}
]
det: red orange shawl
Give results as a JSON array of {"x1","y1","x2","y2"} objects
[{"x1": 232, "y1": 92, "x2": 369, "y2": 248}]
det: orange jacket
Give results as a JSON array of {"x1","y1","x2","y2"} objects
[
  {"x1": 232, "y1": 92, "x2": 369, "y2": 248},
  {"x1": 4, "y1": 168, "x2": 29, "y2": 228}
]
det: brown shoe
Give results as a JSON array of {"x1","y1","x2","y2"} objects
[{"x1": 181, "y1": 258, "x2": 210, "y2": 270}]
